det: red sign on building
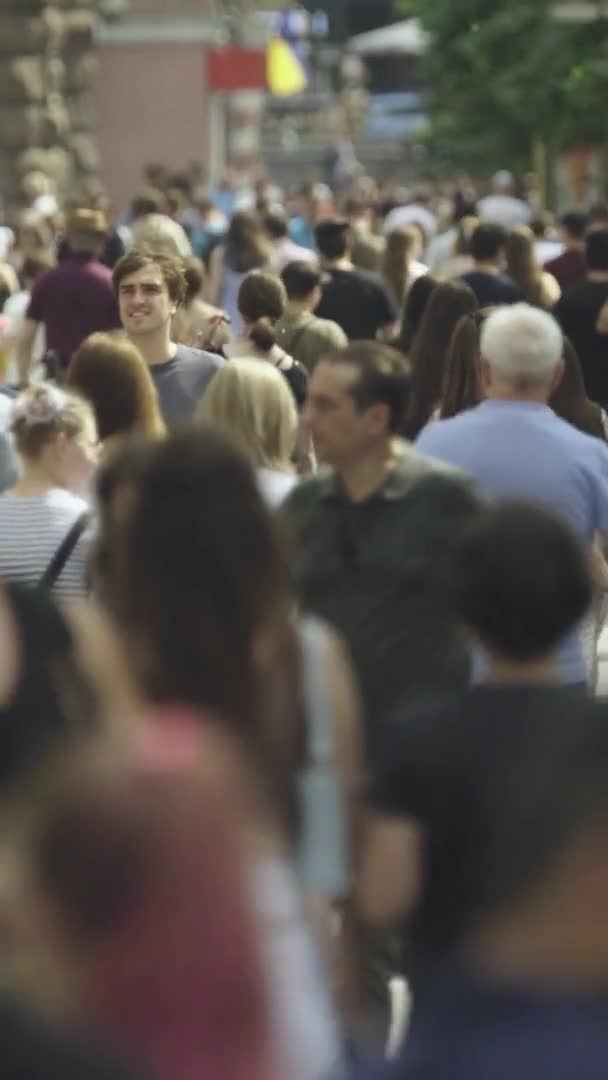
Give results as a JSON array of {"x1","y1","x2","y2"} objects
[{"x1": 208, "y1": 48, "x2": 267, "y2": 91}]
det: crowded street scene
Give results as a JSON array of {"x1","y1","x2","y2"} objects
[{"x1": 2, "y1": 0, "x2": 608, "y2": 1077}]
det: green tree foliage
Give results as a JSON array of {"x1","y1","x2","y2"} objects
[{"x1": 403, "y1": 0, "x2": 608, "y2": 172}]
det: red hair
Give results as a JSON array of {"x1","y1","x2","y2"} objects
[{"x1": 31, "y1": 714, "x2": 277, "y2": 1080}]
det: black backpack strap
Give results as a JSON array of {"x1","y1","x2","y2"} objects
[{"x1": 39, "y1": 511, "x2": 91, "y2": 591}]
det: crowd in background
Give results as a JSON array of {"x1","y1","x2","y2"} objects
[{"x1": 0, "y1": 158, "x2": 607, "y2": 1079}]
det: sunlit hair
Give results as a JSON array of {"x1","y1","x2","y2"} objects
[
  {"x1": 67, "y1": 333, "x2": 166, "y2": 442},
  {"x1": 381, "y1": 225, "x2": 420, "y2": 307},
  {"x1": 198, "y1": 359, "x2": 297, "y2": 471},
  {"x1": 505, "y1": 225, "x2": 545, "y2": 306},
  {"x1": 481, "y1": 303, "x2": 563, "y2": 387},
  {"x1": 11, "y1": 383, "x2": 95, "y2": 461}
]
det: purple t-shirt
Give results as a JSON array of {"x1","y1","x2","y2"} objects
[{"x1": 27, "y1": 254, "x2": 121, "y2": 363}]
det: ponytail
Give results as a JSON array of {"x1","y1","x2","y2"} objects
[{"x1": 248, "y1": 317, "x2": 277, "y2": 353}]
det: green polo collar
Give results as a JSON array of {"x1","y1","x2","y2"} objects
[{"x1": 319, "y1": 441, "x2": 419, "y2": 502}]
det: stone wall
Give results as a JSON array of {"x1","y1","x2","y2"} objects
[{"x1": 0, "y1": 0, "x2": 103, "y2": 219}]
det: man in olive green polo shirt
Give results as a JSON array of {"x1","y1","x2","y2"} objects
[
  {"x1": 276, "y1": 261, "x2": 347, "y2": 372},
  {"x1": 283, "y1": 342, "x2": 480, "y2": 762}
]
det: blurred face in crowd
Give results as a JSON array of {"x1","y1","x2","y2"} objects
[
  {"x1": 304, "y1": 360, "x2": 389, "y2": 469},
  {"x1": 118, "y1": 265, "x2": 177, "y2": 338}
]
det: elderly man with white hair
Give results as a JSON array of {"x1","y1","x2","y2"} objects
[{"x1": 416, "y1": 303, "x2": 608, "y2": 686}]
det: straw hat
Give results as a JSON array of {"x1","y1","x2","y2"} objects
[{"x1": 65, "y1": 208, "x2": 108, "y2": 236}]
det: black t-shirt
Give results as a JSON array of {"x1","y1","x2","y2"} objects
[
  {"x1": 0, "y1": 994, "x2": 144, "y2": 1079},
  {"x1": 369, "y1": 684, "x2": 591, "y2": 978},
  {"x1": 556, "y1": 280, "x2": 608, "y2": 406},
  {"x1": 316, "y1": 267, "x2": 397, "y2": 340},
  {"x1": 460, "y1": 271, "x2": 524, "y2": 307}
]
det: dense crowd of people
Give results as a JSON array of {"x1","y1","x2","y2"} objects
[{"x1": 0, "y1": 161, "x2": 608, "y2": 1078}]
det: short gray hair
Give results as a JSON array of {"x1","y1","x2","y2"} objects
[{"x1": 480, "y1": 304, "x2": 563, "y2": 385}]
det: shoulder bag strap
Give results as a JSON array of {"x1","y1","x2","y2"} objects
[{"x1": 39, "y1": 511, "x2": 91, "y2": 591}]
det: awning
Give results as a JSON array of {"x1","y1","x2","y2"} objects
[{"x1": 348, "y1": 19, "x2": 429, "y2": 56}]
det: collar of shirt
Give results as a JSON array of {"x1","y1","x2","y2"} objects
[
  {"x1": 319, "y1": 442, "x2": 423, "y2": 503},
  {"x1": 477, "y1": 400, "x2": 553, "y2": 416}
]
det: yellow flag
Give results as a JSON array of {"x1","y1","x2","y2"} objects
[{"x1": 266, "y1": 37, "x2": 307, "y2": 97}]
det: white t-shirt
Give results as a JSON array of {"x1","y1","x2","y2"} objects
[
  {"x1": 254, "y1": 858, "x2": 342, "y2": 1080},
  {"x1": 0, "y1": 488, "x2": 90, "y2": 597},
  {"x1": 477, "y1": 194, "x2": 532, "y2": 229},
  {"x1": 257, "y1": 467, "x2": 297, "y2": 508},
  {"x1": 383, "y1": 205, "x2": 438, "y2": 241}
]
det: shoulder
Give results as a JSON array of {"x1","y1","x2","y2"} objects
[
  {"x1": 175, "y1": 344, "x2": 224, "y2": 372},
  {"x1": 313, "y1": 317, "x2": 348, "y2": 345},
  {"x1": 30, "y1": 265, "x2": 57, "y2": 295},
  {"x1": 416, "y1": 411, "x2": 473, "y2": 449},
  {"x1": 283, "y1": 471, "x2": 327, "y2": 517},
  {"x1": 51, "y1": 487, "x2": 89, "y2": 509},
  {"x1": 398, "y1": 445, "x2": 479, "y2": 508}
]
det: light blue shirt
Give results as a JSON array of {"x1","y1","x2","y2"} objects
[{"x1": 416, "y1": 400, "x2": 608, "y2": 683}]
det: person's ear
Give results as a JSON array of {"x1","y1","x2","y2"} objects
[
  {"x1": 478, "y1": 358, "x2": 492, "y2": 394},
  {"x1": 367, "y1": 401, "x2": 391, "y2": 437}
]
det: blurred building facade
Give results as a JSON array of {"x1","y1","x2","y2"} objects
[
  {"x1": 0, "y1": 0, "x2": 101, "y2": 217},
  {"x1": 94, "y1": 0, "x2": 271, "y2": 213}
]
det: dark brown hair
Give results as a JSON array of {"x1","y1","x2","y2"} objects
[
  {"x1": 111, "y1": 427, "x2": 300, "y2": 816},
  {"x1": 67, "y1": 333, "x2": 166, "y2": 442},
  {"x1": 439, "y1": 310, "x2": 489, "y2": 420},
  {"x1": 550, "y1": 337, "x2": 606, "y2": 440},
  {"x1": 404, "y1": 279, "x2": 478, "y2": 439},
  {"x1": 130, "y1": 188, "x2": 165, "y2": 218},
  {"x1": 238, "y1": 271, "x2": 286, "y2": 354},
  {"x1": 223, "y1": 210, "x2": 269, "y2": 274},
  {"x1": 113, "y1": 250, "x2": 187, "y2": 305},
  {"x1": 393, "y1": 274, "x2": 439, "y2": 355},
  {"x1": 182, "y1": 256, "x2": 206, "y2": 306},
  {"x1": 323, "y1": 341, "x2": 412, "y2": 434}
]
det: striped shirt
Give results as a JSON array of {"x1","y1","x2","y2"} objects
[{"x1": 0, "y1": 489, "x2": 91, "y2": 598}]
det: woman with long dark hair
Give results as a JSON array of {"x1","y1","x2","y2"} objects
[
  {"x1": 403, "y1": 279, "x2": 478, "y2": 439},
  {"x1": 206, "y1": 211, "x2": 270, "y2": 332},
  {"x1": 438, "y1": 310, "x2": 492, "y2": 420},
  {"x1": 97, "y1": 426, "x2": 362, "y2": 1080},
  {"x1": 550, "y1": 337, "x2": 607, "y2": 439},
  {"x1": 393, "y1": 274, "x2": 439, "y2": 357}
]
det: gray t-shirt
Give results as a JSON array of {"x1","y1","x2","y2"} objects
[{"x1": 150, "y1": 344, "x2": 223, "y2": 425}]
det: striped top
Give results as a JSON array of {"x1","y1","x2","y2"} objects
[{"x1": 0, "y1": 489, "x2": 91, "y2": 599}]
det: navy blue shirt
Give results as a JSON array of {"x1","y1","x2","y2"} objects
[{"x1": 381, "y1": 970, "x2": 608, "y2": 1080}]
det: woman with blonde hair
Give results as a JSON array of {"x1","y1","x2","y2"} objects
[
  {"x1": 67, "y1": 333, "x2": 166, "y2": 447},
  {"x1": 506, "y1": 225, "x2": 561, "y2": 308},
  {"x1": 0, "y1": 384, "x2": 97, "y2": 597},
  {"x1": 198, "y1": 358, "x2": 298, "y2": 506},
  {"x1": 381, "y1": 225, "x2": 426, "y2": 309}
]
